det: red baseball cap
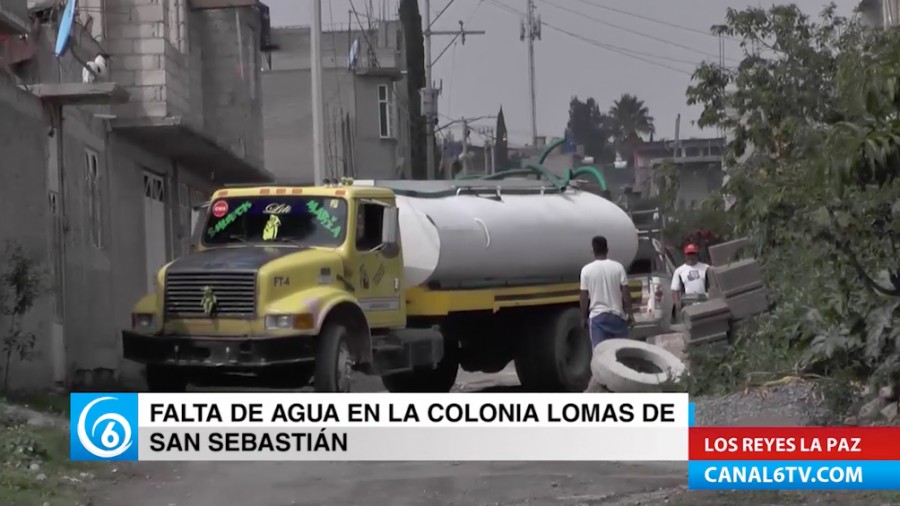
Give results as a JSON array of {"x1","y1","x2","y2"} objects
[{"x1": 684, "y1": 244, "x2": 700, "y2": 254}]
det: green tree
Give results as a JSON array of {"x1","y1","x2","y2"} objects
[
  {"x1": 608, "y1": 93, "x2": 655, "y2": 144},
  {"x1": 686, "y1": 4, "x2": 900, "y2": 383},
  {"x1": 566, "y1": 96, "x2": 615, "y2": 163}
]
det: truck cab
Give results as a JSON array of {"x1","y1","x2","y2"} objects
[{"x1": 122, "y1": 182, "x2": 425, "y2": 392}]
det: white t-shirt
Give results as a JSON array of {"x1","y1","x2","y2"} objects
[
  {"x1": 671, "y1": 262, "x2": 710, "y2": 295},
  {"x1": 580, "y1": 259, "x2": 628, "y2": 318}
]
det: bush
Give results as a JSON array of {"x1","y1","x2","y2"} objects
[{"x1": 684, "y1": 4, "x2": 900, "y2": 411}]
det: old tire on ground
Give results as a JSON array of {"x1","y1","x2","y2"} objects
[
  {"x1": 314, "y1": 323, "x2": 354, "y2": 392},
  {"x1": 381, "y1": 335, "x2": 459, "y2": 393},
  {"x1": 590, "y1": 339, "x2": 685, "y2": 393},
  {"x1": 145, "y1": 365, "x2": 188, "y2": 392},
  {"x1": 515, "y1": 307, "x2": 592, "y2": 392}
]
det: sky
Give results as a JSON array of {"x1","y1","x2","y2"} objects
[{"x1": 266, "y1": 0, "x2": 862, "y2": 146}]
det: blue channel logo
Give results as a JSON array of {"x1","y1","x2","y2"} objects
[{"x1": 69, "y1": 393, "x2": 138, "y2": 461}]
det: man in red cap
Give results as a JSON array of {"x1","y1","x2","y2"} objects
[{"x1": 671, "y1": 243, "x2": 710, "y2": 310}]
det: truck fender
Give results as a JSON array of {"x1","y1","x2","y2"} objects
[
  {"x1": 132, "y1": 292, "x2": 158, "y2": 314},
  {"x1": 316, "y1": 294, "x2": 372, "y2": 365}
]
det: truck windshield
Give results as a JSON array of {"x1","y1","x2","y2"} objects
[{"x1": 201, "y1": 196, "x2": 348, "y2": 247}]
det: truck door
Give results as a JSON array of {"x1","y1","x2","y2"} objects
[{"x1": 351, "y1": 198, "x2": 406, "y2": 329}]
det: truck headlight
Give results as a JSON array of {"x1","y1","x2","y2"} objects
[
  {"x1": 132, "y1": 313, "x2": 155, "y2": 329},
  {"x1": 265, "y1": 314, "x2": 314, "y2": 330}
]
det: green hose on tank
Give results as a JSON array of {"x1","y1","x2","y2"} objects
[{"x1": 453, "y1": 136, "x2": 609, "y2": 192}]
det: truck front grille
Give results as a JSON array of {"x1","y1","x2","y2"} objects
[{"x1": 164, "y1": 271, "x2": 257, "y2": 318}]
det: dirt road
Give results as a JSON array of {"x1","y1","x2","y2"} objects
[{"x1": 92, "y1": 367, "x2": 689, "y2": 506}]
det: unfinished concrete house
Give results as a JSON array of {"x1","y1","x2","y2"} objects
[{"x1": 0, "y1": 0, "x2": 273, "y2": 389}]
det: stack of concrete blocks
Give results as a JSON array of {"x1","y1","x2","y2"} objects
[
  {"x1": 677, "y1": 237, "x2": 772, "y2": 350},
  {"x1": 708, "y1": 238, "x2": 770, "y2": 324},
  {"x1": 682, "y1": 298, "x2": 732, "y2": 348}
]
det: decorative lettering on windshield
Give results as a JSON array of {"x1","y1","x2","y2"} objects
[
  {"x1": 307, "y1": 200, "x2": 342, "y2": 238},
  {"x1": 207, "y1": 201, "x2": 252, "y2": 238},
  {"x1": 262, "y1": 214, "x2": 281, "y2": 241},
  {"x1": 264, "y1": 203, "x2": 292, "y2": 214}
]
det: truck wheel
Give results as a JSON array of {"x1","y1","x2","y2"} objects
[
  {"x1": 381, "y1": 335, "x2": 459, "y2": 393},
  {"x1": 314, "y1": 323, "x2": 354, "y2": 393},
  {"x1": 515, "y1": 307, "x2": 591, "y2": 392},
  {"x1": 145, "y1": 365, "x2": 188, "y2": 392}
]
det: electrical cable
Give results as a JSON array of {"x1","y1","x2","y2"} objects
[
  {"x1": 540, "y1": 0, "x2": 739, "y2": 64},
  {"x1": 485, "y1": 0, "x2": 695, "y2": 75},
  {"x1": 571, "y1": 0, "x2": 742, "y2": 42}
]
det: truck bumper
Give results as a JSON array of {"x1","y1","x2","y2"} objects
[{"x1": 121, "y1": 330, "x2": 316, "y2": 368}]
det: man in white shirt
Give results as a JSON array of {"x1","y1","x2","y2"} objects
[
  {"x1": 580, "y1": 236, "x2": 633, "y2": 349},
  {"x1": 671, "y1": 243, "x2": 710, "y2": 309}
]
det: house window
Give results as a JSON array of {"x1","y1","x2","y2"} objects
[
  {"x1": 378, "y1": 84, "x2": 394, "y2": 139},
  {"x1": 167, "y1": 0, "x2": 186, "y2": 51},
  {"x1": 85, "y1": 148, "x2": 103, "y2": 248}
]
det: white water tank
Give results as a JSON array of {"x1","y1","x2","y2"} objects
[{"x1": 354, "y1": 180, "x2": 639, "y2": 289}]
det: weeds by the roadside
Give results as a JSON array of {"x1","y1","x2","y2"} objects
[
  {"x1": 681, "y1": 315, "x2": 803, "y2": 397},
  {"x1": 0, "y1": 398, "x2": 101, "y2": 506}
]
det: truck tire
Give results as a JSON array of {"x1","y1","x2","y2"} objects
[
  {"x1": 381, "y1": 335, "x2": 459, "y2": 393},
  {"x1": 515, "y1": 307, "x2": 591, "y2": 392},
  {"x1": 314, "y1": 323, "x2": 354, "y2": 393},
  {"x1": 145, "y1": 365, "x2": 188, "y2": 392}
]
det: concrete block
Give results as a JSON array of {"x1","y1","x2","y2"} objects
[
  {"x1": 134, "y1": 38, "x2": 166, "y2": 55},
  {"x1": 107, "y1": 21, "x2": 165, "y2": 39},
  {"x1": 710, "y1": 258, "x2": 763, "y2": 294},
  {"x1": 133, "y1": 69, "x2": 166, "y2": 86},
  {"x1": 106, "y1": 38, "x2": 134, "y2": 55},
  {"x1": 682, "y1": 298, "x2": 731, "y2": 329},
  {"x1": 720, "y1": 280, "x2": 764, "y2": 299},
  {"x1": 687, "y1": 319, "x2": 731, "y2": 340},
  {"x1": 709, "y1": 237, "x2": 750, "y2": 266},
  {"x1": 132, "y1": 4, "x2": 165, "y2": 23},
  {"x1": 726, "y1": 287, "x2": 770, "y2": 321},
  {"x1": 127, "y1": 85, "x2": 165, "y2": 102},
  {"x1": 121, "y1": 54, "x2": 162, "y2": 71}
]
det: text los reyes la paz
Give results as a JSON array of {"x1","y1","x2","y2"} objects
[{"x1": 149, "y1": 401, "x2": 678, "y2": 425}]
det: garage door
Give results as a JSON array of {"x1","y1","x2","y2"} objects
[{"x1": 143, "y1": 172, "x2": 168, "y2": 292}]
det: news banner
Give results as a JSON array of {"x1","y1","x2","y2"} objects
[{"x1": 70, "y1": 392, "x2": 899, "y2": 491}]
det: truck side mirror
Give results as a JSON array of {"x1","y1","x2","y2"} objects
[{"x1": 381, "y1": 206, "x2": 400, "y2": 258}]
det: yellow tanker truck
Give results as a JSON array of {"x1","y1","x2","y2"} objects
[{"x1": 122, "y1": 178, "x2": 639, "y2": 392}]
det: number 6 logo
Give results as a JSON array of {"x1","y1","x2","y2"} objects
[{"x1": 76, "y1": 396, "x2": 133, "y2": 459}]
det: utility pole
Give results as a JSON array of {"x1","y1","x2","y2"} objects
[
  {"x1": 423, "y1": 4, "x2": 485, "y2": 179},
  {"x1": 461, "y1": 118, "x2": 469, "y2": 176},
  {"x1": 521, "y1": 0, "x2": 541, "y2": 146},
  {"x1": 311, "y1": 0, "x2": 325, "y2": 185},
  {"x1": 481, "y1": 127, "x2": 495, "y2": 175}
]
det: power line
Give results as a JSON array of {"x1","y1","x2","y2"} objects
[
  {"x1": 348, "y1": 0, "x2": 379, "y2": 67},
  {"x1": 571, "y1": 0, "x2": 742, "y2": 42},
  {"x1": 540, "y1": 0, "x2": 740, "y2": 64},
  {"x1": 486, "y1": 0, "x2": 694, "y2": 76}
]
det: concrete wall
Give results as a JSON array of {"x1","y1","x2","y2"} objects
[
  {"x1": 198, "y1": 7, "x2": 264, "y2": 168},
  {"x1": 104, "y1": 1, "x2": 263, "y2": 168},
  {"x1": 0, "y1": 71, "x2": 53, "y2": 389},
  {"x1": 263, "y1": 23, "x2": 408, "y2": 181},
  {"x1": 0, "y1": 13, "x2": 230, "y2": 389}
]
